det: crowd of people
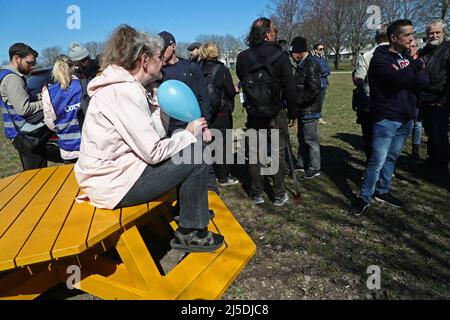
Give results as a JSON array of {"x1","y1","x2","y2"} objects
[{"x1": 0, "y1": 17, "x2": 448, "y2": 252}]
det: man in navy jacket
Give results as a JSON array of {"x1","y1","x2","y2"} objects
[{"x1": 350, "y1": 20, "x2": 429, "y2": 216}]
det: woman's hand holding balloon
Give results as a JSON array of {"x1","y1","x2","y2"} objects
[
  {"x1": 186, "y1": 118, "x2": 208, "y2": 138},
  {"x1": 202, "y1": 128, "x2": 212, "y2": 143}
]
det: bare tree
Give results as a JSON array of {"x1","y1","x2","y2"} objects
[
  {"x1": 267, "y1": 0, "x2": 306, "y2": 45},
  {"x1": 380, "y1": 0, "x2": 436, "y2": 30},
  {"x1": 307, "y1": 0, "x2": 349, "y2": 70},
  {"x1": 176, "y1": 42, "x2": 190, "y2": 59},
  {"x1": 345, "y1": 0, "x2": 377, "y2": 66},
  {"x1": 84, "y1": 41, "x2": 104, "y2": 58},
  {"x1": 440, "y1": 0, "x2": 450, "y2": 21},
  {"x1": 39, "y1": 46, "x2": 63, "y2": 68},
  {"x1": 195, "y1": 34, "x2": 243, "y2": 65}
]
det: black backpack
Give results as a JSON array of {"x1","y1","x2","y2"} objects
[
  {"x1": 242, "y1": 50, "x2": 283, "y2": 118},
  {"x1": 203, "y1": 63, "x2": 224, "y2": 118}
]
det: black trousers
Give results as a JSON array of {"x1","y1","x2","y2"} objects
[
  {"x1": 422, "y1": 104, "x2": 450, "y2": 171},
  {"x1": 18, "y1": 141, "x2": 63, "y2": 171},
  {"x1": 246, "y1": 110, "x2": 288, "y2": 197},
  {"x1": 210, "y1": 111, "x2": 233, "y2": 181},
  {"x1": 357, "y1": 111, "x2": 373, "y2": 165}
]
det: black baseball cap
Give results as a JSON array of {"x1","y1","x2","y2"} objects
[{"x1": 158, "y1": 31, "x2": 176, "y2": 50}]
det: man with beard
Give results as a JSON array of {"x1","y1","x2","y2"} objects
[
  {"x1": 418, "y1": 19, "x2": 450, "y2": 177},
  {"x1": 0, "y1": 43, "x2": 61, "y2": 170}
]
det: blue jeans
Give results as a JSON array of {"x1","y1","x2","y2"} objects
[
  {"x1": 116, "y1": 145, "x2": 210, "y2": 230},
  {"x1": 360, "y1": 119, "x2": 413, "y2": 202},
  {"x1": 412, "y1": 107, "x2": 422, "y2": 145}
]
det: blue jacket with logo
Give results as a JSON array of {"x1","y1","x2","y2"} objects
[{"x1": 48, "y1": 80, "x2": 82, "y2": 152}]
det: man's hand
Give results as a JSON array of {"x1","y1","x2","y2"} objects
[{"x1": 288, "y1": 119, "x2": 296, "y2": 127}]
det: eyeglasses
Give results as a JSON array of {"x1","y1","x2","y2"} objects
[{"x1": 317, "y1": 48, "x2": 324, "y2": 51}]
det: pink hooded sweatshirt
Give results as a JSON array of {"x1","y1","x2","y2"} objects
[{"x1": 74, "y1": 65, "x2": 197, "y2": 209}]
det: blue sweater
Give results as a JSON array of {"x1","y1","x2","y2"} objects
[{"x1": 368, "y1": 45, "x2": 429, "y2": 124}]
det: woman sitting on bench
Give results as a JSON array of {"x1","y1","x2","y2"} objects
[{"x1": 74, "y1": 25, "x2": 224, "y2": 253}]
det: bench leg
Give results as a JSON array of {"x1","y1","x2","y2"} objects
[{"x1": 115, "y1": 225, "x2": 162, "y2": 290}]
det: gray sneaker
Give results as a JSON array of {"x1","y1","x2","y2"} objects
[
  {"x1": 252, "y1": 194, "x2": 265, "y2": 205},
  {"x1": 304, "y1": 170, "x2": 321, "y2": 180},
  {"x1": 219, "y1": 176, "x2": 239, "y2": 187},
  {"x1": 274, "y1": 192, "x2": 289, "y2": 207}
]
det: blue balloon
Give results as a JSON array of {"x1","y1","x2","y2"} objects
[{"x1": 157, "y1": 80, "x2": 201, "y2": 123}]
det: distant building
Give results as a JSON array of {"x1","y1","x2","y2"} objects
[{"x1": 328, "y1": 47, "x2": 353, "y2": 60}]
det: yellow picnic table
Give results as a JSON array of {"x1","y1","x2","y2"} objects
[{"x1": 0, "y1": 165, "x2": 256, "y2": 300}]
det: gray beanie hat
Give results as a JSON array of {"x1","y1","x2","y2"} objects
[{"x1": 68, "y1": 42, "x2": 90, "y2": 62}]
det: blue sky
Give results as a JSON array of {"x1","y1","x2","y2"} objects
[{"x1": 0, "y1": 0, "x2": 272, "y2": 63}]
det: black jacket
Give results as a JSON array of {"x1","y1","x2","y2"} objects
[
  {"x1": 201, "y1": 60, "x2": 237, "y2": 116},
  {"x1": 418, "y1": 40, "x2": 450, "y2": 104},
  {"x1": 236, "y1": 41, "x2": 297, "y2": 119},
  {"x1": 368, "y1": 45, "x2": 429, "y2": 124},
  {"x1": 292, "y1": 54, "x2": 322, "y2": 116}
]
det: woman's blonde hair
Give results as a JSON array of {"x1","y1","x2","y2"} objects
[
  {"x1": 52, "y1": 55, "x2": 73, "y2": 90},
  {"x1": 101, "y1": 24, "x2": 163, "y2": 71},
  {"x1": 200, "y1": 42, "x2": 220, "y2": 61}
]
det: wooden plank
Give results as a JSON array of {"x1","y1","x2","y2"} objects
[
  {"x1": 0, "y1": 170, "x2": 38, "y2": 211},
  {"x1": 120, "y1": 192, "x2": 176, "y2": 228},
  {"x1": 134, "y1": 192, "x2": 226, "y2": 299},
  {"x1": 139, "y1": 191, "x2": 256, "y2": 300},
  {"x1": 0, "y1": 264, "x2": 60, "y2": 300},
  {"x1": 120, "y1": 204, "x2": 148, "y2": 228},
  {"x1": 86, "y1": 207, "x2": 121, "y2": 248},
  {"x1": 0, "y1": 166, "x2": 69, "y2": 272},
  {"x1": 0, "y1": 173, "x2": 19, "y2": 193},
  {"x1": 0, "y1": 168, "x2": 56, "y2": 240},
  {"x1": 176, "y1": 193, "x2": 256, "y2": 300},
  {"x1": 52, "y1": 190, "x2": 96, "y2": 259},
  {"x1": 15, "y1": 167, "x2": 78, "y2": 267}
]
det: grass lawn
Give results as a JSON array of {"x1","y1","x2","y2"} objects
[{"x1": 0, "y1": 73, "x2": 449, "y2": 299}]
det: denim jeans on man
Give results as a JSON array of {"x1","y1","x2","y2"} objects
[
  {"x1": 116, "y1": 144, "x2": 210, "y2": 230},
  {"x1": 360, "y1": 119, "x2": 413, "y2": 202},
  {"x1": 412, "y1": 107, "x2": 423, "y2": 145},
  {"x1": 296, "y1": 118, "x2": 321, "y2": 171}
]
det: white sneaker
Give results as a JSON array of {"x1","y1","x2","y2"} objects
[{"x1": 219, "y1": 176, "x2": 239, "y2": 187}]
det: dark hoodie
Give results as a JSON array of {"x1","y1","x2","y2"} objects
[{"x1": 368, "y1": 45, "x2": 429, "y2": 124}]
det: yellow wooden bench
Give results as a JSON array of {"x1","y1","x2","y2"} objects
[{"x1": 0, "y1": 165, "x2": 256, "y2": 300}]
